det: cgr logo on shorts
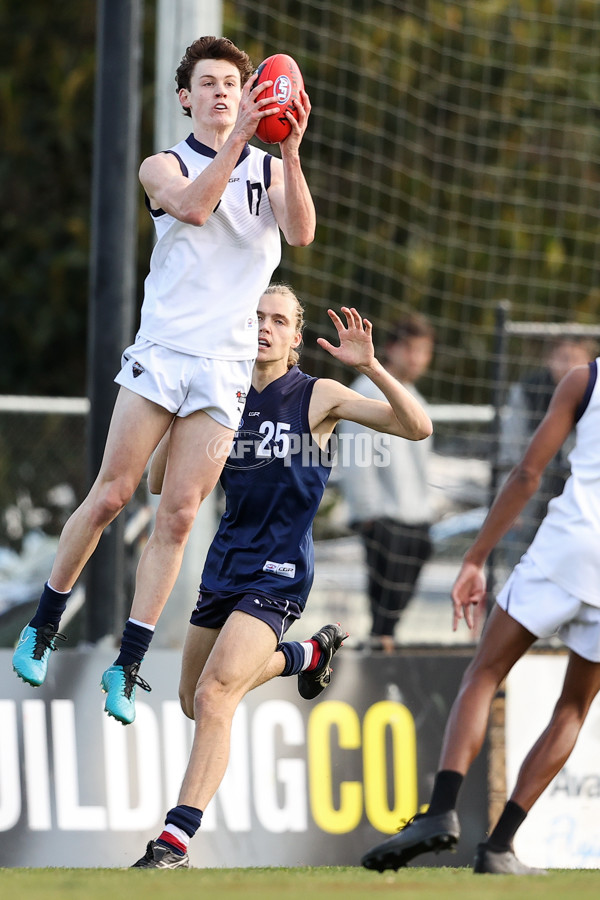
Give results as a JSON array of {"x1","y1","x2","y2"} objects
[{"x1": 132, "y1": 361, "x2": 145, "y2": 378}]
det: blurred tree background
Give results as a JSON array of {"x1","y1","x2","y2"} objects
[
  {"x1": 0, "y1": 0, "x2": 157, "y2": 396},
  {"x1": 1, "y1": 0, "x2": 600, "y2": 406},
  {"x1": 224, "y1": 0, "x2": 600, "y2": 404}
]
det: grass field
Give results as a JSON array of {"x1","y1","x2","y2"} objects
[{"x1": 1, "y1": 866, "x2": 599, "y2": 900}]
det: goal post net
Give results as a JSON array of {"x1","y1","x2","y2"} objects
[
  {"x1": 220, "y1": 1, "x2": 600, "y2": 642},
  {"x1": 224, "y1": 0, "x2": 600, "y2": 404}
]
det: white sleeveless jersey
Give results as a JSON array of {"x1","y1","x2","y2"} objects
[
  {"x1": 527, "y1": 360, "x2": 600, "y2": 606},
  {"x1": 139, "y1": 134, "x2": 281, "y2": 359}
]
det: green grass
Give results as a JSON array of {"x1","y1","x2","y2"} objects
[{"x1": 1, "y1": 866, "x2": 599, "y2": 900}]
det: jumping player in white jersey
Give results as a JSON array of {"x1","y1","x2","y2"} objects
[
  {"x1": 362, "y1": 357, "x2": 600, "y2": 875},
  {"x1": 12, "y1": 37, "x2": 315, "y2": 720},
  {"x1": 130, "y1": 284, "x2": 432, "y2": 867}
]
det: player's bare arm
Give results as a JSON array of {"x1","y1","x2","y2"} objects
[
  {"x1": 267, "y1": 90, "x2": 315, "y2": 246},
  {"x1": 309, "y1": 307, "x2": 433, "y2": 441},
  {"x1": 451, "y1": 363, "x2": 590, "y2": 630},
  {"x1": 140, "y1": 77, "x2": 277, "y2": 224}
]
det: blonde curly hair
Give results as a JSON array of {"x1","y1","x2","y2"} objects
[{"x1": 261, "y1": 283, "x2": 305, "y2": 368}]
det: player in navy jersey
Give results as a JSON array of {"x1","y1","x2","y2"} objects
[
  {"x1": 362, "y1": 357, "x2": 600, "y2": 875},
  {"x1": 131, "y1": 283, "x2": 433, "y2": 867},
  {"x1": 13, "y1": 37, "x2": 315, "y2": 723}
]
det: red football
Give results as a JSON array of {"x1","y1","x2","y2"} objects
[{"x1": 253, "y1": 53, "x2": 304, "y2": 144}]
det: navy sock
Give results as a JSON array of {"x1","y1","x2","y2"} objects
[
  {"x1": 29, "y1": 582, "x2": 71, "y2": 629},
  {"x1": 166, "y1": 804, "x2": 203, "y2": 835},
  {"x1": 157, "y1": 804, "x2": 203, "y2": 856},
  {"x1": 280, "y1": 641, "x2": 306, "y2": 676},
  {"x1": 487, "y1": 800, "x2": 527, "y2": 851},
  {"x1": 427, "y1": 769, "x2": 464, "y2": 815},
  {"x1": 114, "y1": 619, "x2": 154, "y2": 667}
]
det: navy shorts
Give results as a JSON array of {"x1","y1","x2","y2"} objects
[{"x1": 190, "y1": 588, "x2": 302, "y2": 643}]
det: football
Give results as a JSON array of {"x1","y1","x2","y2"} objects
[{"x1": 253, "y1": 53, "x2": 304, "y2": 144}]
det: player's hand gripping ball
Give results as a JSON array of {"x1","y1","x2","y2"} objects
[{"x1": 254, "y1": 54, "x2": 304, "y2": 144}]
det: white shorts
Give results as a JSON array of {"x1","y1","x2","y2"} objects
[
  {"x1": 496, "y1": 554, "x2": 600, "y2": 663},
  {"x1": 114, "y1": 336, "x2": 253, "y2": 429}
]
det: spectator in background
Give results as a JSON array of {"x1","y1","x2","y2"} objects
[
  {"x1": 337, "y1": 313, "x2": 435, "y2": 653},
  {"x1": 499, "y1": 336, "x2": 596, "y2": 566}
]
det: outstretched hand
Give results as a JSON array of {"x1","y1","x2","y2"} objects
[
  {"x1": 317, "y1": 307, "x2": 375, "y2": 369},
  {"x1": 451, "y1": 560, "x2": 486, "y2": 631}
]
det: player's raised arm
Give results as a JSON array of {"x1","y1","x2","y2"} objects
[
  {"x1": 266, "y1": 88, "x2": 315, "y2": 246},
  {"x1": 312, "y1": 307, "x2": 433, "y2": 440},
  {"x1": 141, "y1": 77, "x2": 275, "y2": 226},
  {"x1": 451, "y1": 363, "x2": 589, "y2": 630}
]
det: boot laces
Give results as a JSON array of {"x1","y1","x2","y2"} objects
[
  {"x1": 33, "y1": 626, "x2": 67, "y2": 660},
  {"x1": 122, "y1": 662, "x2": 152, "y2": 699}
]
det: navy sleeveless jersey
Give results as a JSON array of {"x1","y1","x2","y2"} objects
[{"x1": 200, "y1": 367, "x2": 332, "y2": 608}]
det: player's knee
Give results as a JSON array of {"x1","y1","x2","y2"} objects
[
  {"x1": 552, "y1": 695, "x2": 588, "y2": 729},
  {"x1": 179, "y1": 687, "x2": 195, "y2": 720},
  {"x1": 193, "y1": 677, "x2": 234, "y2": 723},
  {"x1": 156, "y1": 504, "x2": 198, "y2": 545},
  {"x1": 459, "y1": 655, "x2": 503, "y2": 696},
  {"x1": 89, "y1": 478, "x2": 135, "y2": 527},
  {"x1": 193, "y1": 679, "x2": 220, "y2": 719}
]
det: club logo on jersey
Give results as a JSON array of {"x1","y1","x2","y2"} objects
[
  {"x1": 132, "y1": 361, "x2": 145, "y2": 378},
  {"x1": 263, "y1": 560, "x2": 296, "y2": 579}
]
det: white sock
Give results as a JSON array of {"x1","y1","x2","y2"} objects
[
  {"x1": 46, "y1": 581, "x2": 71, "y2": 595},
  {"x1": 162, "y1": 823, "x2": 189, "y2": 850},
  {"x1": 128, "y1": 617, "x2": 155, "y2": 632},
  {"x1": 301, "y1": 641, "x2": 315, "y2": 671}
]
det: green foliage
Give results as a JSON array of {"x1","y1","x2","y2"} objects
[
  {"x1": 2, "y1": 1, "x2": 600, "y2": 404},
  {"x1": 0, "y1": 0, "x2": 157, "y2": 396},
  {"x1": 0, "y1": 1, "x2": 96, "y2": 393},
  {"x1": 225, "y1": 0, "x2": 600, "y2": 402}
]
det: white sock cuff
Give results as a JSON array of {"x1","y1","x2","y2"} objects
[
  {"x1": 128, "y1": 617, "x2": 155, "y2": 632},
  {"x1": 46, "y1": 581, "x2": 72, "y2": 595}
]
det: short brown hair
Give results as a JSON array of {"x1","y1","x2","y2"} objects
[
  {"x1": 175, "y1": 37, "x2": 254, "y2": 117},
  {"x1": 387, "y1": 312, "x2": 435, "y2": 347}
]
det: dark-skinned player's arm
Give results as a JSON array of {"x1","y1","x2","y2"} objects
[{"x1": 451, "y1": 364, "x2": 590, "y2": 631}]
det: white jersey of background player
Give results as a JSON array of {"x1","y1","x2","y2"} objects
[{"x1": 524, "y1": 360, "x2": 600, "y2": 604}]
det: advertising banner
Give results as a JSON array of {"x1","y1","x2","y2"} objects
[
  {"x1": 507, "y1": 652, "x2": 600, "y2": 869},
  {"x1": 0, "y1": 648, "x2": 487, "y2": 868}
]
